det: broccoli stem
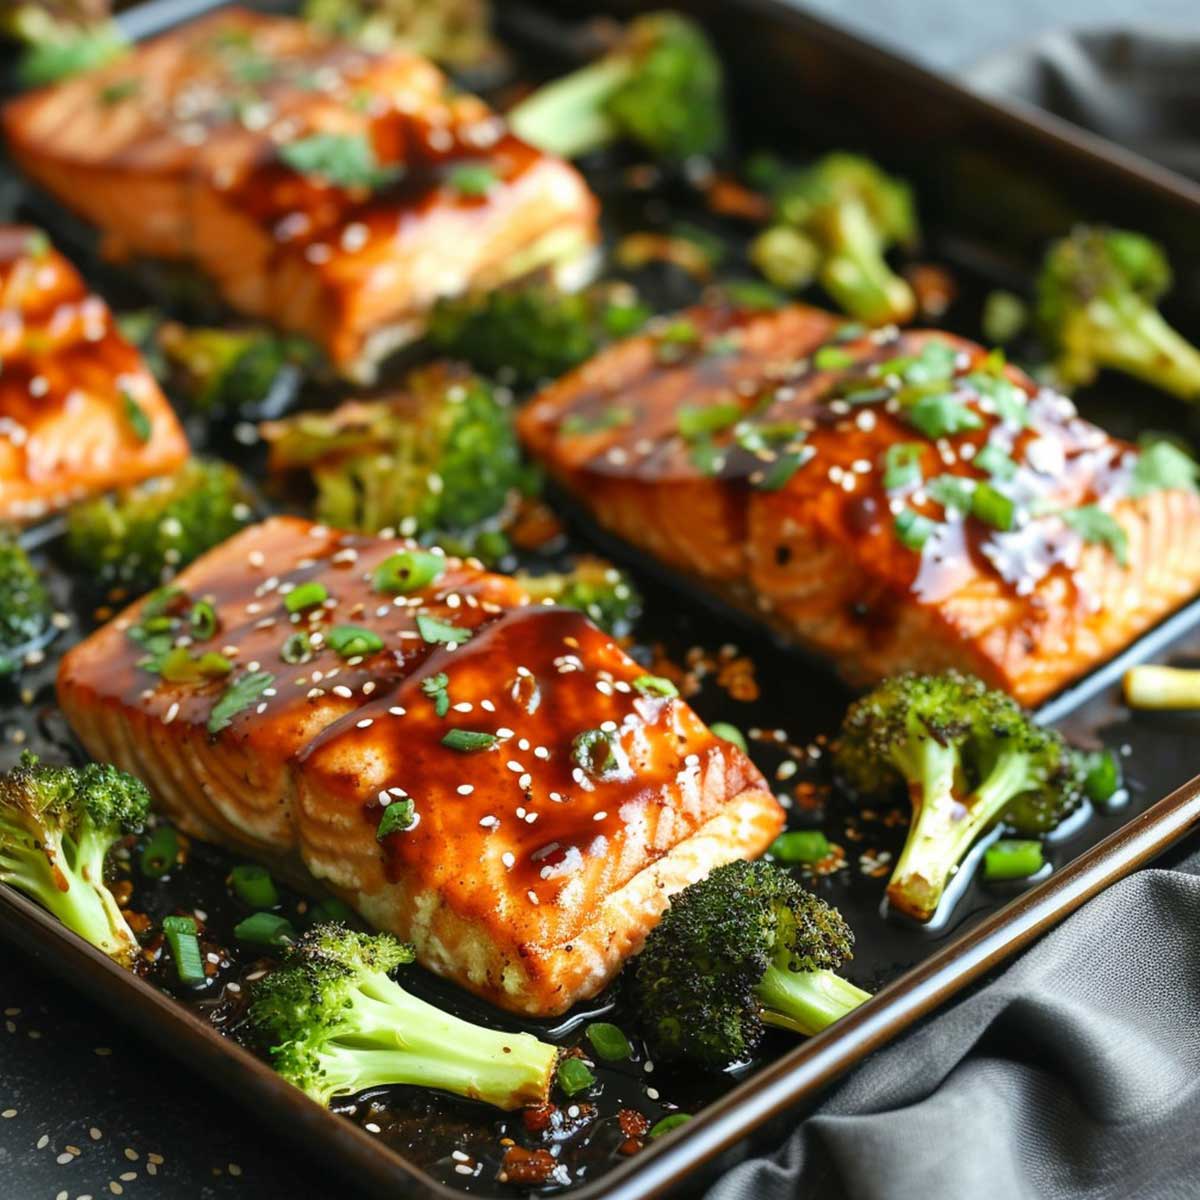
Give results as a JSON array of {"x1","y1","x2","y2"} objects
[
  {"x1": 888, "y1": 745, "x2": 1031, "y2": 921},
  {"x1": 756, "y1": 964, "x2": 871, "y2": 1036},
  {"x1": 819, "y1": 202, "x2": 915, "y2": 326},
  {"x1": 1081, "y1": 294, "x2": 1200, "y2": 400},
  {"x1": 508, "y1": 57, "x2": 631, "y2": 159},
  {"x1": 0, "y1": 824, "x2": 137, "y2": 963},
  {"x1": 328, "y1": 974, "x2": 557, "y2": 1110}
]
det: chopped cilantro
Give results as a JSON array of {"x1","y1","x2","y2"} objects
[
  {"x1": 974, "y1": 443, "x2": 1018, "y2": 481},
  {"x1": 1063, "y1": 506, "x2": 1129, "y2": 566},
  {"x1": 377, "y1": 799, "x2": 416, "y2": 839},
  {"x1": 678, "y1": 403, "x2": 741, "y2": 441},
  {"x1": 562, "y1": 407, "x2": 632, "y2": 436},
  {"x1": 905, "y1": 392, "x2": 984, "y2": 439},
  {"x1": 279, "y1": 133, "x2": 399, "y2": 190},
  {"x1": 814, "y1": 345, "x2": 855, "y2": 370},
  {"x1": 1128, "y1": 439, "x2": 1200, "y2": 497},
  {"x1": 420, "y1": 672, "x2": 450, "y2": 716},
  {"x1": 894, "y1": 509, "x2": 936, "y2": 551},
  {"x1": 208, "y1": 671, "x2": 275, "y2": 734},
  {"x1": 416, "y1": 613, "x2": 471, "y2": 645}
]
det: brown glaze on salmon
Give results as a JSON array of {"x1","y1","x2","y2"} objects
[
  {"x1": 3, "y1": 9, "x2": 599, "y2": 378},
  {"x1": 0, "y1": 226, "x2": 188, "y2": 523},
  {"x1": 518, "y1": 303, "x2": 1200, "y2": 706},
  {"x1": 57, "y1": 516, "x2": 780, "y2": 1014}
]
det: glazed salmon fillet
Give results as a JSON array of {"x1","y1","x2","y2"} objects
[
  {"x1": 3, "y1": 8, "x2": 599, "y2": 378},
  {"x1": 57, "y1": 516, "x2": 781, "y2": 1014},
  {"x1": 518, "y1": 303, "x2": 1200, "y2": 706},
  {"x1": 0, "y1": 226, "x2": 188, "y2": 524}
]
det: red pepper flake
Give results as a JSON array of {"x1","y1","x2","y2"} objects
[
  {"x1": 497, "y1": 1145, "x2": 558, "y2": 1186},
  {"x1": 618, "y1": 1108, "x2": 650, "y2": 1139},
  {"x1": 522, "y1": 1102, "x2": 556, "y2": 1135}
]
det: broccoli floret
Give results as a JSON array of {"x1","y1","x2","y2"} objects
[
  {"x1": 508, "y1": 12, "x2": 726, "y2": 162},
  {"x1": 516, "y1": 557, "x2": 641, "y2": 636},
  {"x1": 302, "y1": 0, "x2": 494, "y2": 65},
  {"x1": 159, "y1": 324, "x2": 315, "y2": 413},
  {"x1": 760, "y1": 152, "x2": 917, "y2": 324},
  {"x1": 3, "y1": 2, "x2": 127, "y2": 86},
  {"x1": 427, "y1": 282, "x2": 649, "y2": 386},
  {"x1": 627, "y1": 860, "x2": 869, "y2": 1070},
  {"x1": 65, "y1": 459, "x2": 255, "y2": 593},
  {"x1": 249, "y1": 924, "x2": 558, "y2": 1109},
  {"x1": 263, "y1": 366, "x2": 527, "y2": 539},
  {"x1": 0, "y1": 752, "x2": 149, "y2": 965},
  {"x1": 833, "y1": 672, "x2": 1083, "y2": 922},
  {"x1": 1035, "y1": 226, "x2": 1200, "y2": 400},
  {"x1": 0, "y1": 534, "x2": 53, "y2": 677}
]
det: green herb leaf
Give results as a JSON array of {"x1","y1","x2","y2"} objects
[
  {"x1": 709, "y1": 722, "x2": 747, "y2": 752},
  {"x1": 122, "y1": 389, "x2": 152, "y2": 443},
  {"x1": 753, "y1": 449, "x2": 810, "y2": 491},
  {"x1": 927, "y1": 474, "x2": 975, "y2": 513},
  {"x1": 894, "y1": 508, "x2": 936, "y2": 551},
  {"x1": 279, "y1": 132, "x2": 399, "y2": 190},
  {"x1": 207, "y1": 671, "x2": 275, "y2": 734},
  {"x1": 1128, "y1": 439, "x2": 1200, "y2": 497},
  {"x1": 877, "y1": 341, "x2": 958, "y2": 385},
  {"x1": 904, "y1": 392, "x2": 984, "y2": 439},
  {"x1": 373, "y1": 549, "x2": 445, "y2": 594},
  {"x1": 678, "y1": 402, "x2": 742, "y2": 441},
  {"x1": 973, "y1": 443, "x2": 1018, "y2": 481},
  {"x1": 971, "y1": 482, "x2": 1016, "y2": 531},
  {"x1": 633, "y1": 674, "x2": 678, "y2": 698},
  {"x1": 586, "y1": 1022, "x2": 632, "y2": 1061},
  {"x1": 561, "y1": 407, "x2": 633, "y2": 436},
  {"x1": 447, "y1": 163, "x2": 497, "y2": 196},
  {"x1": 1062, "y1": 505, "x2": 1128, "y2": 566},
  {"x1": 556, "y1": 1057, "x2": 595, "y2": 1097},
  {"x1": 233, "y1": 912, "x2": 295, "y2": 946},
  {"x1": 648, "y1": 1114, "x2": 692, "y2": 1139},
  {"x1": 420, "y1": 671, "x2": 450, "y2": 716},
  {"x1": 441, "y1": 729, "x2": 499, "y2": 752},
  {"x1": 964, "y1": 372, "x2": 1028, "y2": 427},
  {"x1": 327, "y1": 624, "x2": 384, "y2": 658},
  {"x1": 158, "y1": 646, "x2": 233, "y2": 683},
  {"x1": 654, "y1": 319, "x2": 699, "y2": 363},
  {"x1": 814, "y1": 345, "x2": 855, "y2": 370},
  {"x1": 99, "y1": 77, "x2": 139, "y2": 105},
  {"x1": 377, "y1": 799, "x2": 416, "y2": 839},
  {"x1": 416, "y1": 613, "x2": 471, "y2": 645}
]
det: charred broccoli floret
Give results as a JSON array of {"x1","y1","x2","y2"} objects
[
  {"x1": 834, "y1": 672, "x2": 1083, "y2": 922},
  {"x1": 3, "y1": 1, "x2": 127, "y2": 85},
  {"x1": 0, "y1": 534, "x2": 53, "y2": 677},
  {"x1": 516, "y1": 557, "x2": 641, "y2": 636},
  {"x1": 1035, "y1": 226, "x2": 1200, "y2": 400},
  {"x1": 758, "y1": 152, "x2": 917, "y2": 324},
  {"x1": 249, "y1": 924, "x2": 558, "y2": 1109},
  {"x1": 158, "y1": 324, "x2": 314, "y2": 413},
  {"x1": 302, "y1": 0, "x2": 493, "y2": 65},
  {"x1": 508, "y1": 11, "x2": 726, "y2": 162},
  {"x1": 262, "y1": 366, "x2": 527, "y2": 540},
  {"x1": 627, "y1": 860, "x2": 869, "y2": 1071},
  {"x1": 65, "y1": 459, "x2": 255, "y2": 593},
  {"x1": 0, "y1": 752, "x2": 149, "y2": 965},
  {"x1": 427, "y1": 281, "x2": 649, "y2": 386}
]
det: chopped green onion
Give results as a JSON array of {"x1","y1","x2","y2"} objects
[
  {"x1": 162, "y1": 915, "x2": 206, "y2": 984},
  {"x1": 280, "y1": 631, "x2": 313, "y2": 664},
  {"x1": 448, "y1": 163, "x2": 497, "y2": 196},
  {"x1": 188, "y1": 600, "x2": 218, "y2": 640},
  {"x1": 284, "y1": 581, "x2": 328, "y2": 613},
  {"x1": 882, "y1": 443, "x2": 923, "y2": 491},
  {"x1": 709, "y1": 722, "x2": 747, "y2": 752},
  {"x1": 377, "y1": 799, "x2": 416, "y2": 839},
  {"x1": 971, "y1": 482, "x2": 1015, "y2": 531},
  {"x1": 158, "y1": 647, "x2": 233, "y2": 683},
  {"x1": 648, "y1": 1113, "x2": 692, "y2": 1139},
  {"x1": 927, "y1": 474, "x2": 975, "y2": 513},
  {"x1": 633, "y1": 674, "x2": 678, "y2": 698},
  {"x1": 974, "y1": 443, "x2": 1017, "y2": 481},
  {"x1": 905, "y1": 392, "x2": 983, "y2": 439},
  {"x1": 1080, "y1": 749, "x2": 1121, "y2": 804},
  {"x1": 754, "y1": 449, "x2": 809, "y2": 491},
  {"x1": 373, "y1": 549, "x2": 445, "y2": 594},
  {"x1": 230, "y1": 864, "x2": 279, "y2": 909},
  {"x1": 894, "y1": 509, "x2": 936, "y2": 551},
  {"x1": 982, "y1": 839, "x2": 1044, "y2": 881},
  {"x1": 814, "y1": 345, "x2": 855, "y2": 370},
  {"x1": 140, "y1": 824, "x2": 179, "y2": 879},
  {"x1": 416, "y1": 614, "x2": 471, "y2": 645},
  {"x1": 326, "y1": 624, "x2": 384, "y2": 658},
  {"x1": 233, "y1": 912, "x2": 295, "y2": 946},
  {"x1": 441, "y1": 729, "x2": 499, "y2": 752},
  {"x1": 586, "y1": 1022, "x2": 632, "y2": 1062},
  {"x1": 769, "y1": 830, "x2": 830, "y2": 864},
  {"x1": 678, "y1": 402, "x2": 742, "y2": 441},
  {"x1": 556, "y1": 1057, "x2": 596, "y2": 1097},
  {"x1": 571, "y1": 728, "x2": 620, "y2": 778},
  {"x1": 122, "y1": 390, "x2": 152, "y2": 443}
]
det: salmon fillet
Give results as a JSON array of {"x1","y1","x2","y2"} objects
[
  {"x1": 518, "y1": 303, "x2": 1200, "y2": 706},
  {"x1": 57, "y1": 516, "x2": 781, "y2": 1014},
  {"x1": 3, "y1": 8, "x2": 599, "y2": 379},
  {"x1": 0, "y1": 225, "x2": 188, "y2": 524}
]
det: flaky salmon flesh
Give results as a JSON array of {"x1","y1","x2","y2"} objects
[
  {"x1": 0, "y1": 226, "x2": 188, "y2": 524},
  {"x1": 3, "y1": 8, "x2": 599, "y2": 378},
  {"x1": 518, "y1": 303, "x2": 1200, "y2": 707},
  {"x1": 57, "y1": 516, "x2": 782, "y2": 1015}
]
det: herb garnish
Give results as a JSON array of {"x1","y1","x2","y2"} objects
[
  {"x1": 814, "y1": 345, "x2": 855, "y2": 370},
  {"x1": 421, "y1": 672, "x2": 450, "y2": 716},
  {"x1": 1128, "y1": 439, "x2": 1200, "y2": 496},
  {"x1": 1063, "y1": 506, "x2": 1129, "y2": 565},
  {"x1": 416, "y1": 614, "x2": 471, "y2": 645},
  {"x1": 882, "y1": 443, "x2": 923, "y2": 491},
  {"x1": 904, "y1": 392, "x2": 984, "y2": 439},
  {"x1": 122, "y1": 389, "x2": 152, "y2": 443},
  {"x1": 374, "y1": 549, "x2": 445, "y2": 595},
  {"x1": 376, "y1": 799, "x2": 416, "y2": 840},
  {"x1": 441, "y1": 729, "x2": 499, "y2": 752},
  {"x1": 974, "y1": 443, "x2": 1018, "y2": 481},
  {"x1": 571, "y1": 728, "x2": 621, "y2": 778},
  {"x1": 284, "y1": 581, "x2": 327, "y2": 613},
  {"x1": 927, "y1": 474, "x2": 975, "y2": 513},
  {"x1": 971, "y1": 482, "x2": 1016, "y2": 531},
  {"x1": 448, "y1": 163, "x2": 497, "y2": 196},
  {"x1": 678, "y1": 403, "x2": 741, "y2": 441},
  {"x1": 326, "y1": 625, "x2": 384, "y2": 658},
  {"x1": 562, "y1": 407, "x2": 633, "y2": 436},
  {"x1": 279, "y1": 133, "x2": 399, "y2": 190},
  {"x1": 208, "y1": 671, "x2": 275, "y2": 734},
  {"x1": 633, "y1": 674, "x2": 678, "y2": 698},
  {"x1": 894, "y1": 508, "x2": 936, "y2": 551}
]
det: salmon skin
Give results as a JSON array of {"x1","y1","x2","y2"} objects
[
  {"x1": 0, "y1": 225, "x2": 188, "y2": 525},
  {"x1": 518, "y1": 303, "x2": 1200, "y2": 707},
  {"x1": 2, "y1": 8, "x2": 599, "y2": 379},
  {"x1": 57, "y1": 516, "x2": 781, "y2": 1015}
]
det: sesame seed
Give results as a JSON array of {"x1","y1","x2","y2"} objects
[
  {"x1": 163, "y1": 702, "x2": 179, "y2": 725},
  {"x1": 457, "y1": 785, "x2": 474, "y2": 796},
  {"x1": 356, "y1": 718, "x2": 373, "y2": 729},
  {"x1": 518, "y1": 773, "x2": 532, "y2": 789},
  {"x1": 594, "y1": 811, "x2": 607, "y2": 821},
  {"x1": 502, "y1": 852, "x2": 515, "y2": 869},
  {"x1": 365, "y1": 1123, "x2": 381, "y2": 1134},
  {"x1": 452, "y1": 1151, "x2": 470, "y2": 1163},
  {"x1": 527, "y1": 890, "x2": 539, "y2": 905},
  {"x1": 479, "y1": 815, "x2": 498, "y2": 828},
  {"x1": 333, "y1": 685, "x2": 353, "y2": 698},
  {"x1": 388, "y1": 706, "x2": 406, "y2": 716}
]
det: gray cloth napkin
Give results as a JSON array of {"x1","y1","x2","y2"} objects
[{"x1": 707, "y1": 860, "x2": 1200, "y2": 1199}]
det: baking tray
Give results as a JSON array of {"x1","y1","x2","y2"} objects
[{"x1": 5, "y1": 1, "x2": 1200, "y2": 1198}]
